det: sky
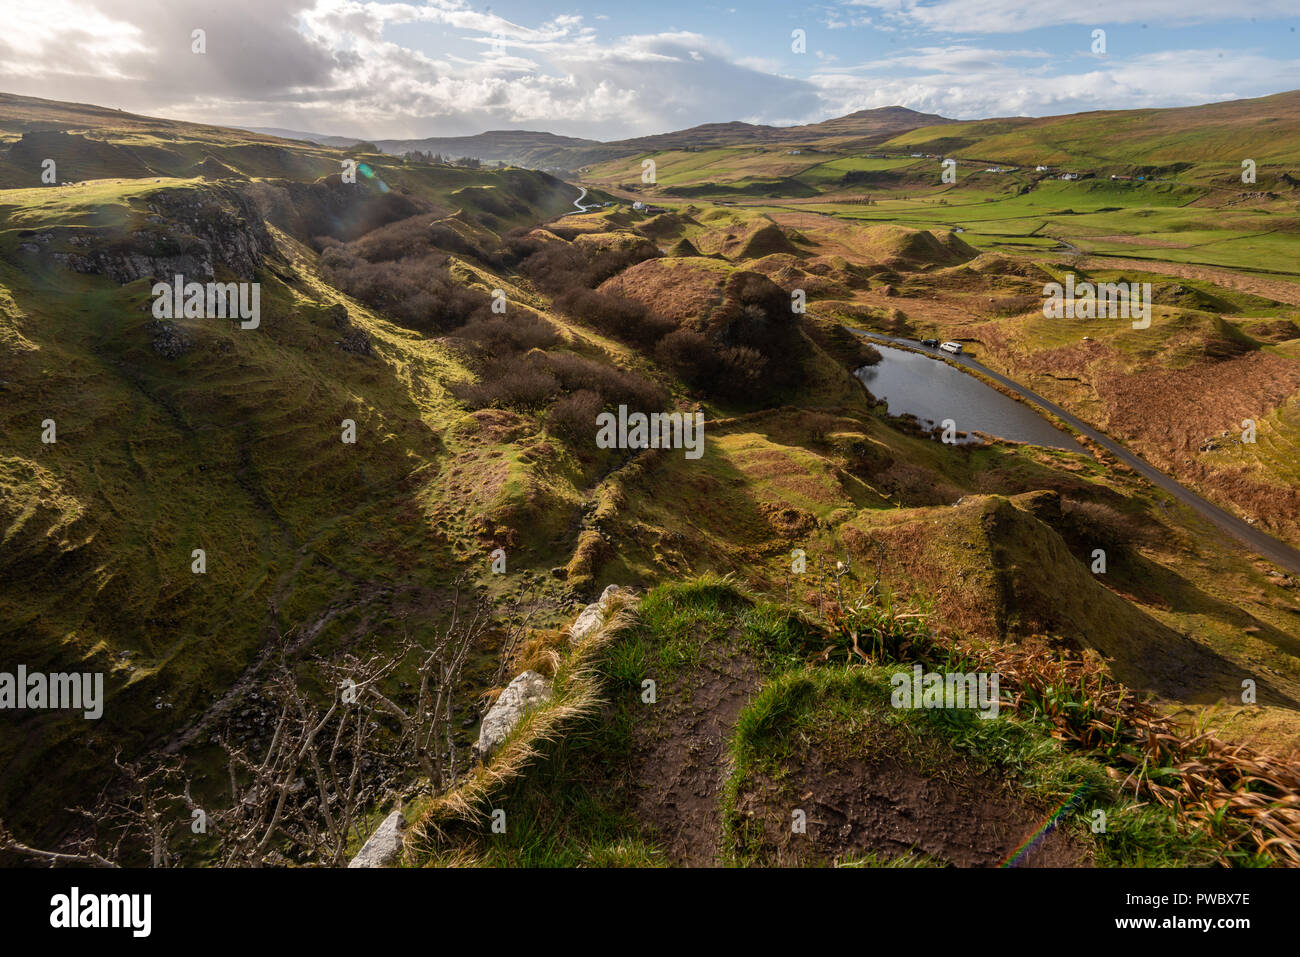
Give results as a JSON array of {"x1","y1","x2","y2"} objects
[{"x1": 3, "y1": 0, "x2": 1299, "y2": 140}]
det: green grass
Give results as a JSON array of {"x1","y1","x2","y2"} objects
[
  {"x1": 722, "y1": 662, "x2": 1220, "y2": 868},
  {"x1": 881, "y1": 91, "x2": 1300, "y2": 166},
  {"x1": 0, "y1": 165, "x2": 597, "y2": 843}
]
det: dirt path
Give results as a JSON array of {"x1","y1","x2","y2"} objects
[
  {"x1": 628, "y1": 643, "x2": 760, "y2": 866},
  {"x1": 735, "y1": 747, "x2": 1089, "y2": 867}
]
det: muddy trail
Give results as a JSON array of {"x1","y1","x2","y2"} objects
[
  {"x1": 628, "y1": 628, "x2": 1089, "y2": 866},
  {"x1": 628, "y1": 643, "x2": 761, "y2": 865},
  {"x1": 733, "y1": 741, "x2": 1090, "y2": 867}
]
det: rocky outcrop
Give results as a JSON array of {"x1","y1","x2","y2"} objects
[
  {"x1": 569, "y1": 584, "x2": 626, "y2": 645},
  {"x1": 474, "y1": 670, "x2": 553, "y2": 762},
  {"x1": 327, "y1": 304, "x2": 373, "y2": 356},
  {"x1": 148, "y1": 318, "x2": 191, "y2": 358},
  {"x1": 337, "y1": 327, "x2": 373, "y2": 356},
  {"x1": 52, "y1": 185, "x2": 274, "y2": 285},
  {"x1": 347, "y1": 808, "x2": 406, "y2": 868},
  {"x1": 472, "y1": 586, "x2": 632, "y2": 761}
]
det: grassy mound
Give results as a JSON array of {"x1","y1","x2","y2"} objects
[
  {"x1": 409, "y1": 576, "x2": 1265, "y2": 867},
  {"x1": 857, "y1": 224, "x2": 978, "y2": 268}
]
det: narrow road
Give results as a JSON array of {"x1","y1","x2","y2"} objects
[
  {"x1": 851, "y1": 329, "x2": 1300, "y2": 575},
  {"x1": 573, "y1": 185, "x2": 592, "y2": 212}
]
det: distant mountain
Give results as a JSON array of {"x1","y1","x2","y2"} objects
[
  {"x1": 371, "y1": 107, "x2": 956, "y2": 170},
  {"x1": 0, "y1": 95, "x2": 950, "y2": 173},
  {"x1": 241, "y1": 126, "x2": 365, "y2": 149},
  {"x1": 374, "y1": 129, "x2": 603, "y2": 169},
  {"x1": 797, "y1": 105, "x2": 955, "y2": 140}
]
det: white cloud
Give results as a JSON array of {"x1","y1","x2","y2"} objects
[
  {"x1": 843, "y1": 0, "x2": 1300, "y2": 34},
  {"x1": 823, "y1": 44, "x2": 1051, "y2": 74},
  {"x1": 811, "y1": 49, "x2": 1300, "y2": 119},
  {"x1": 0, "y1": 0, "x2": 1294, "y2": 140}
]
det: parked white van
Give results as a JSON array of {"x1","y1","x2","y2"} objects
[{"x1": 939, "y1": 341, "x2": 964, "y2": 355}]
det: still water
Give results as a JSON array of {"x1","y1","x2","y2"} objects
[{"x1": 855, "y1": 342, "x2": 1082, "y2": 451}]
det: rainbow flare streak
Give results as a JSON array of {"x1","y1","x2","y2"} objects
[{"x1": 1000, "y1": 785, "x2": 1091, "y2": 868}]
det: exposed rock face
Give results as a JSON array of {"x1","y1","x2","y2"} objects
[
  {"x1": 337, "y1": 327, "x2": 373, "y2": 356},
  {"x1": 474, "y1": 670, "x2": 553, "y2": 762},
  {"x1": 327, "y1": 306, "x2": 373, "y2": 356},
  {"x1": 54, "y1": 185, "x2": 274, "y2": 285},
  {"x1": 347, "y1": 808, "x2": 406, "y2": 868}
]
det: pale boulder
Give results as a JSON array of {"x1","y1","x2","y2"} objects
[{"x1": 474, "y1": 670, "x2": 553, "y2": 761}]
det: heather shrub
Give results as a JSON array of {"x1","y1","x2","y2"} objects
[
  {"x1": 547, "y1": 389, "x2": 604, "y2": 443},
  {"x1": 319, "y1": 249, "x2": 492, "y2": 334},
  {"x1": 452, "y1": 310, "x2": 559, "y2": 354},
  {"x1": 553, "y1": 287, "x2": 675, "y2": 347},
  {"x1": 655, "y1": 328, "x2": 720, "y2": 389},
  {"x1": 540, "y1": 352, "x2": 668, "y2": 410},
  {"x1": 452, "y1": 357, "x2": 559, "y2": 410},
  {"x1": 523, "y1": 238, "x2": 659, "y2": 292}
]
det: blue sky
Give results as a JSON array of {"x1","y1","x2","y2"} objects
[{"x1": 3, "y1": 0, "x2": 1299, "y2": 139}]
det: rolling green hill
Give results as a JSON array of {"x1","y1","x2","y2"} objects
[
  {"x1": 882, "y1": 90, "x2": 1300, "y2": 168},
  {"x1": 2, "y1": 92, "x2": 1300, "y2": 868}
]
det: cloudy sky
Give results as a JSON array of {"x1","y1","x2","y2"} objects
[{"x1": 3, "y1": 0, "x2": 1299, "y2": 140}]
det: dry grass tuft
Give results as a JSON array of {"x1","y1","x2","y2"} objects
[
  {"x1": 403, "y1": 598, "x2": 637, "y2": 861},
  {"x1": 826, "y1": 588, "x2": 1300, "y2": 866},
  {"x1": 962, "y1": 634, "x2": 1300, "y2": 866}
]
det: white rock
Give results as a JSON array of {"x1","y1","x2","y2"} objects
[
  {"x1": 568, "y1": 601, "x2": 606, "y2": 645},
  {"x1": 347, "y1": 809, "x2": 406, "y2": 868},
  {"x1": 569, "y1": 584, "x2": 630, "y2": 645},
  {"x1": 475, "y1": 670, "x2": 553, "y2": 761}
]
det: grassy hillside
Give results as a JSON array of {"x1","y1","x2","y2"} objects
[
  {"x1": 407, "y1": 577, "x2": 1295, "y2": 867},
  {"x1": 883, "y1": 91, "x2": 1300, "y2": 167},
  {"x1": 374, "y1": 106, "x2": 951, "y2": 171},
  {"x1": 2, "y1": 93, "x2": 1300, "y2": 867}
]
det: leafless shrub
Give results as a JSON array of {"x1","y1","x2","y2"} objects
[
  {"x1": 451, "y1": 309, "x2": 559, "y2": 354},
  {"x1": 540, "y1": 351, "x2": 667, "y2": 410},
  {"x1": 452, "y1": 359, "x2": 560, "y2": 410},
  {"x1": 547, "y1": 389, "x2": 603, "y2": 443},
  {"x1": 0, "y1": 577, "x2": 510, "y2": 868},
  {"x1": 319, "y1": 247, "x2": 492, "y2": 334},
  {"x1": 553, "y1": 286, "x2": 674, "y2": 347}
]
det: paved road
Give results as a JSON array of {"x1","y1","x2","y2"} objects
[
  {"x1": 852, "y1": 329, "x2": 1300, "y2": 575},
  {"x1": 573, "y1": 185, "x2": 592, "y2": 212}
]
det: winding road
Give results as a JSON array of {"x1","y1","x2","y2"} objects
[
  {"x1": 851, "y1": 329, "x2": 1300, "y2": 575},
  {"x1": 573, "y1": 185, "x2": 593, "y2": 212}
]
